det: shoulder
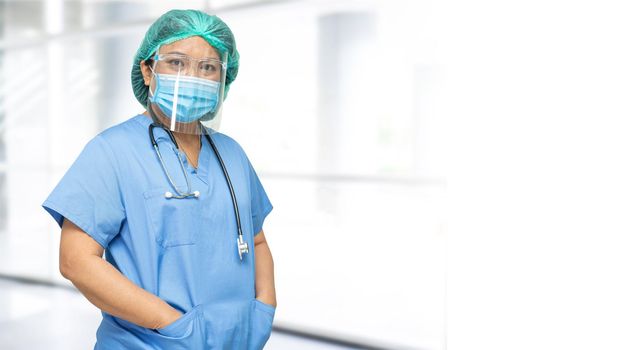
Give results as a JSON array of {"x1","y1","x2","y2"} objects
[
  {"x1": 209, "y1": 130, "x2": 249, "y2": 160},
  {"x1": 76, "y1": 115, "x2": 145, "y2": 167},
  {"x1": 96, "y1": 114, "x2": 145, "y2": 146}
]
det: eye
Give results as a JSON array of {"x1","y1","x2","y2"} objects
[
  {"x1": 200, "y1": 62, "x2": 217, "y2": 72},
  {"x1": 162, "y1": 56, "x2": 187, "y2": 69}
]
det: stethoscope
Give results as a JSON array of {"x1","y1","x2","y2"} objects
[{"x1": 148, "y1": 122, "x2": 249, "y2": 260}]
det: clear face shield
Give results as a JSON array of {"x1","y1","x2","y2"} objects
[{"x1": 146, "y1": 49, "x2": 227, "y2": 135}]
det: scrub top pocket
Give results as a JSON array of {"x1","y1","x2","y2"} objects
[
  {"x1": 143, "y1": 188, "x2": 201, "y2": 248},
  {"x1": 249, "y1": 298, "x2": 276, "y2": 350},
  {"x1": 153, "y1": 304, "x2": 204, "y2": 340},
  {"x1": 105, "y1": 304, "x2": 207, "y2": 350}
]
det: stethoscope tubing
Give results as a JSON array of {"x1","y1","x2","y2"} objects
[{"x1": 148, "y1": 121, "x2": 247, "y2": 259}]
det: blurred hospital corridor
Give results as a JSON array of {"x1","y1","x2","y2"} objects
[
  {"x1": 3, "y1": 0, "x2": 620, "y2": 349},
  {"x1": 0, "y1": 0, "x2": 445, "y2": 349}
]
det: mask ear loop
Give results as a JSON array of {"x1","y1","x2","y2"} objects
[
  {"x1": 148, "y1": 65, "x2": 156, "y2": 99},
  {"x1": 147, "y1": 49, "x2": 160, "y2": 100}
]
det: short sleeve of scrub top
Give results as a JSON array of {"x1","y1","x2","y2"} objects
[
  {"x1": 244, "y1": 152, "x2": 273, "y2": 237},
  {"x1": 42, "y1": 135, "x2": 125, "y2": 249}
]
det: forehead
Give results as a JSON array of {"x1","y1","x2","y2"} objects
[{"x1": 159, "y1": 36, "x2": 220, "y2": 59}]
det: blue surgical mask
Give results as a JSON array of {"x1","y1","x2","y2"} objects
[{"x1": 149, "y1": 73, "x2": 221, "y2": 123}]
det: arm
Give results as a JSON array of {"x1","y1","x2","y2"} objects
[
  {"x1": 254, "y1": 229, "x2": 277, "y2": 308},
  {"x1": 59, "y1": 219, "x2": 182, "y2": 329}
]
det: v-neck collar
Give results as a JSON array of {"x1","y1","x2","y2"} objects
[
  {"x1": 133, "y1": 113, "x2": 213, "y2": 182},
  {"x1": 178, "y1": 134, "x2": 202, "y2": 170}
]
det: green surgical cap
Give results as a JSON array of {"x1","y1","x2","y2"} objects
[{"x1": 131, "y1": 9, "x2": 240, "y2": 108}]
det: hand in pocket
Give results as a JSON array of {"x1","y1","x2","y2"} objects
[{"x1": 155, "y1": 306, "x2": 198, "y2": 338}]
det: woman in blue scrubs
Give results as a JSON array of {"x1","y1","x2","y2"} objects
[{"x1": 41, "y1": 9, "x2": 277, "y2": 350}]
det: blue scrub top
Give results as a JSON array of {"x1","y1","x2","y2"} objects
[{"x1": 42, "y1": 114, "x2": 275, "y2": 349}]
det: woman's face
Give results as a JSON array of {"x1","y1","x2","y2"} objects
[{"x1": 140, "y1": 35, "x2": 222, "y2": 87}]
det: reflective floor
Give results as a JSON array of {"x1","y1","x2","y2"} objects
[{"x1": 0, "y1": 278, "x2": 362, "y2": 350}]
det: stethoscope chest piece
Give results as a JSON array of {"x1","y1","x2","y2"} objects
[{"x1": 238, "y1": 235, "x2": 249, "y2": 260}]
